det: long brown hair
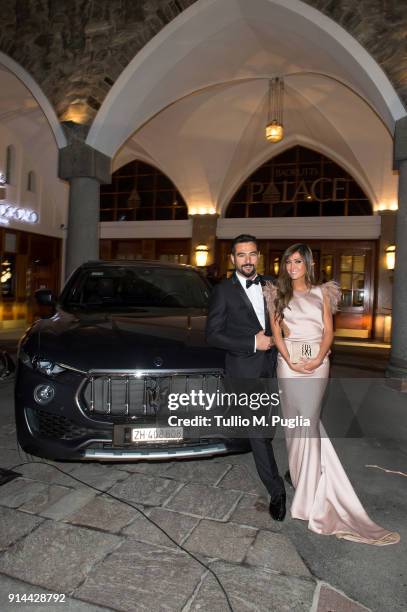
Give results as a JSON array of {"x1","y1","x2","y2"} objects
[{"x1": 274, "y1": 243, "x2": 315, "y2": 321}]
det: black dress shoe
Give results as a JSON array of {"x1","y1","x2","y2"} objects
[
  {"x1": 284, "y1": 470, "x2": 293, "y2": 487},
  {"x1": 269, "y1": 490, "x2": 286, "y2": 521}
]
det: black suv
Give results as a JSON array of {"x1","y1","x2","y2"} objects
[{"x1": 15, "y1": 261, "x2": 247, "y2": 461}]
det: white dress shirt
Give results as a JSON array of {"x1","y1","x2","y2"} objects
[{"x1": 236, "y1": 272, "x2": 266, "y2": 351}]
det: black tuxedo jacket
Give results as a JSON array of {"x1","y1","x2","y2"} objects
[{"x1": 205, "y1": 272, "x2": 277, "y2": 378}]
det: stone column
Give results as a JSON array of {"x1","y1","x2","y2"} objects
[
  {"x1": 59, "y1": 140, "x2": 111, "y2": 278},
  {"x1": 387, "y1": 116, "x2": 407, "y2": 378},
  {"x1": 375, "y1": 211, "x2": 396, "y2": 341},
  {"x1": 190, "y1": 214, "x2": 218, "y2": 268}
]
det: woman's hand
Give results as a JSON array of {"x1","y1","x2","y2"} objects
[
  {"x1": 287, "y1": 357, "x2": 323, "y2": 374},
  {"x1": 288, "y1": 360, "x2": 315, "y2": 374},
  {"x1": 303, "y1": 357, "x2": 323, "y2": 372}
]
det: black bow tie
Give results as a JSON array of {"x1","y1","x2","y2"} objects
[{"x1": 246, "y1": 275, "x2": 265, "y2": 289}]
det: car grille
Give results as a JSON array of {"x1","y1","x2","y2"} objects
[
  {"x1": 80, "y1": 371, "x2": 224, "y2": 419},
  {"x1": 26, "y1": 407, "x2": 103, "y2": 440}
]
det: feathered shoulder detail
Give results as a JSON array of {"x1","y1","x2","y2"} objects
[
  {"x1": 321, "y1": 281, "x2": 341, "y2": 313},
  {"x1": 263, "y1": 281, "x2": 278, "y2": 317}
]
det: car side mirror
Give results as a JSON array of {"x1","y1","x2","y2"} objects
[{"x1": 35, "y1": 288, "x2": 55, "y2": 306}]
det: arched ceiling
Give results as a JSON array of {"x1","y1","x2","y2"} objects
[
  {"x1": 0, "y1": 64, "x2": 68, "y2": 235},
  {"x1": 104, "y1": 0, "x2": 399, "y2": 213},
  {"x1": 114, "y1": 74, "x2": 397, "y2": 215},
  {"x1": 88, "y1": 0, "x2": 404, "y2": 156},
  {"x1": 0, "y1": 65, "x2": 59, "y2": 166},
  {"x1": 0, "y1": 62, "x2": 66, "y2": 152},
  {"x1": 0, "y1": 0, "x2": 405, "y2": 126}
]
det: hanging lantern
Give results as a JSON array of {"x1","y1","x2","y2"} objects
[{"x1": 265, "y1": 77, "x2": 284, "y2": 143}]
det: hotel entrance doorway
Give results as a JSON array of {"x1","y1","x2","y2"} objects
[{"x1": 216, "y1": 239, "x2": 376, "y2": 338}]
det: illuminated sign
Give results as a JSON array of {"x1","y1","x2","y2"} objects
[
  {"x1": 0, "y1": 204, "x2": 39, "y2": 225},
  {"x1": 249, "y1": 177, "x2": 348, "y2": 204}
]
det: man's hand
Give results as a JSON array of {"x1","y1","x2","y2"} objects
[{"x1": 256, "y1": 330, "x2": 272, "y2": 351}]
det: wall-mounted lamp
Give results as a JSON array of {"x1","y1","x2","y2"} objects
[
  {"x1": 385, "y1": 245, "x2": 395, "y2": 270},
  {"x1": 195, "y1": 244, "x2": 209, "y2": 267}
]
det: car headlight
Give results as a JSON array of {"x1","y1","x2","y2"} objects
[
  {"x1": 34, "y1": 384, "x2": 55, "y2": 405},
  {"x1": 19, "y1": 347, "x2": 66, "y2": 376}
]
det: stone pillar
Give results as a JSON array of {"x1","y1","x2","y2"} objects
[
  {"x1": 375, "y1": 211, "x2": 396, "y2": 342},
  {"x1": 190, "y1": 214, "x2": 218, "y2": 268},
  {"x1": 58, "y1": 139, "x2": 111, "y2": 278},
  {"x1": 387, "y1": 116, "x2": 407, "y2": 378}
]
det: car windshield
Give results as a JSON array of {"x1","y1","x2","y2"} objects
[{"x1": 62, "y1": 266, "x2": 210, "y2": 309}]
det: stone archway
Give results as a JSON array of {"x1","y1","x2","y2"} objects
[
  {"x1": 223, "y1": 144, "x2": 373, "y2": 219},
  {"x1": 218, "y1": 135, "x2": 378, "y2": 217},
  {"x1": 0, "y1": 0, "x2": 405, "y2": 131},
  {"x1": 0, "y1": 52, "x2": 66, "y2": 148},
  {"x1": 86, "y1": 0, "x2": 405, "y2": 158}
]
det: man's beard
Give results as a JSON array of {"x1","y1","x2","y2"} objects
[{"x1": 238, "y1": 264, "x2": 256, "y2": 278}]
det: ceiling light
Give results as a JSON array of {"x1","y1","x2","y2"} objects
[{"x1": 265, "y1": 78, "x2": 284, "y2": 143}]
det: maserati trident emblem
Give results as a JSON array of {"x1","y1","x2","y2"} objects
[
  {"x1": 153, "y1": 356, "x2": 164, "y2": 367},
  {"x1": 146, "y1": 378, "x2": 161, "y2": 411}
]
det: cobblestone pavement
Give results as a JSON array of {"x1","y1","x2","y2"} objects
[{"x1": 0, "y1": 346, "x2": 406, "y2": 611}]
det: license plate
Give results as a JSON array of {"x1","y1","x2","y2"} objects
[{"x1": 131, "y1": 426, "x2": 183, "y2": 443}]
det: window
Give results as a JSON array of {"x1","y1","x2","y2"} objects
[
  {"x1": 226, "y1": 146, "x2": 372, "y2": 218},
  {"x1": 1, "y1": 255, "x2": 16, "y2": 298},
  {"x1": 6, "y1": 145, "x2": 16, "y2": 185},
  {"x1": 339, "y1": 254, "x2": 366, "y2": 308},
  {"x1": 4, "y1": 232, "x2": 17, "y2": 253},
  {"x1": 27, "y1": 171, "x2": 36, "y2": 192},
  {"x1": 100, "y1": 160, "x2": 188, "y2": 221},
  {"x1": 63, "y1": 266, "x2": 209, "y2": 309}
]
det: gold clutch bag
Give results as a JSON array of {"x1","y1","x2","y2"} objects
[{"x1": 285, "y1": 340, "x2": 320, "y2": 364}]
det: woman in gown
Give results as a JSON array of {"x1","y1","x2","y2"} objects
[{"x1": 265, "y1": 243, "x2": 399, "y2": 545}]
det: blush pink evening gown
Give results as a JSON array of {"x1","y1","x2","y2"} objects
[{"x1": 265, "y1": 282, "x2": 399, "y2": 546}]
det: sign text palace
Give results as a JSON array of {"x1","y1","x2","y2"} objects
[{"x1": 250, "y1": 167, "x2": 347, "y2": 203}]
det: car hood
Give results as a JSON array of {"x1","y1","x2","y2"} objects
[{"x1": 24, "y1": 309, "x2": 225, "y2": 372}]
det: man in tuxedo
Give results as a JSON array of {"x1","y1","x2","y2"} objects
[{"x1": 205, "y1": 234, "x2": 286, "y2": 520}]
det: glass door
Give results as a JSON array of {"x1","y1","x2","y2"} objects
[{"x1": 339, "y1": 254, "x2": 366, "y2": 309}]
